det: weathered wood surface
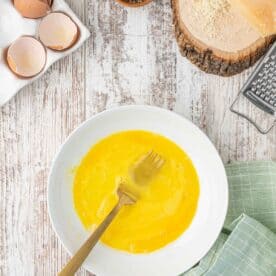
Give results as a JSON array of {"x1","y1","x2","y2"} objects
[{"x1": 0, "y1": 1, "x2": 275, "y2": 275}]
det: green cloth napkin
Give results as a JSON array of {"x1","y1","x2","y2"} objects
[{"x1": 182, "y1": 161, "x2": 276, "y2": 276}]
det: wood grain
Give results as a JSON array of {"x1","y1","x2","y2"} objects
[{"x1": 0, "y1": 1, "x2": 275, "y2": 276}]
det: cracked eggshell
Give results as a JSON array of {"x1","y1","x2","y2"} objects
[
  {"x1": 38, "y1": 12, "x2": 79, "y2": 51},
  {"x1": 13, "y1": 0, "x2": 51, "y2": 19},
  {"x1": 7, "y1": 36, "x2": 47, "y2": 78}
]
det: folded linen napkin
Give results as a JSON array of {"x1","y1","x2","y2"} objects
[{"x1": 182, "y1": 161, "x2": 276, "y2": 276}]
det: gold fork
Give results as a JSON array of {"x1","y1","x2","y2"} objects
[{"x1": 59, "y1": 150, "x2": 165, "y2": 276}]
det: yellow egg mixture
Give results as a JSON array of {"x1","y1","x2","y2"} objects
[{"x1": 73, "y1": 130, "x2": 200, "y2": 253}]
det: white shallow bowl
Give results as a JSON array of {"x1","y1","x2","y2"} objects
[{"x1": 48, "y1": 105, "x2": 228, "y2": 276}]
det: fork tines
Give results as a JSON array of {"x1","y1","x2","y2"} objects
[{"x1": 131, "y1": 150, "x2": 165, "y2": 185}]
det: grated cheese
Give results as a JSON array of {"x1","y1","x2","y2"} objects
[{"x1": 192, "y1": 0, "x2": 231, "y2": 39}]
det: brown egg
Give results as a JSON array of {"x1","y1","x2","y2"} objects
[
  {"x1": 13, "y1": 0, "x2": 51, "y2": 19},
  {"x1": 38, "y1": 12, "x2": 79, "y2": 51},
  {"x1": 7, "y1": 36, "x2": 46, "y2": 78}
]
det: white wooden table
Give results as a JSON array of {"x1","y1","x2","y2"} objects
[{"x1": 0, "y1": 1, "x2": 275, "y2": 275}]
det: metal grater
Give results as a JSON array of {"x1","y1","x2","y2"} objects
[{"x1": 230, "y1": 42, "x2": 276, "y2": 134}]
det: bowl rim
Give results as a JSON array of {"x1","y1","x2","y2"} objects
[{"x1": 47, "y1": 104, "x2": 229, "y2": 275}]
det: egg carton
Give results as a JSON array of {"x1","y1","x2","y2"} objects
[{"x1": 0, "y1": 0, "x2": 90, "y2": 106}]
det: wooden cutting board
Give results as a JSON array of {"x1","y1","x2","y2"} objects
[{"x1": 172, "y1": 0, "x2": 276, "y2": 76}]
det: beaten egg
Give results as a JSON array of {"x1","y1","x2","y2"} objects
[{"x1": 73, "y1": 130, "x2": 200, "y2": 253}]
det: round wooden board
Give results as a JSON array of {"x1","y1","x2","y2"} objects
[{"x1": 172, "y1": 0, "x2": 276, "y2": 76}]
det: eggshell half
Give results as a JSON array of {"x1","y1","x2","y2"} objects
[
  {"x1": 13, "y1": 0, "x2": 51, "y2": 19},
  {"x1": 38, "y1": 12, "x2": 79, "y2": 51},
  {"x1": 7, "y1": 36, "x2": 46, "y2": 78}
]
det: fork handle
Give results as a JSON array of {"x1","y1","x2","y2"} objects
[{"x1": 58, "y1": 201, "x2": 122, "y2": 276}]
